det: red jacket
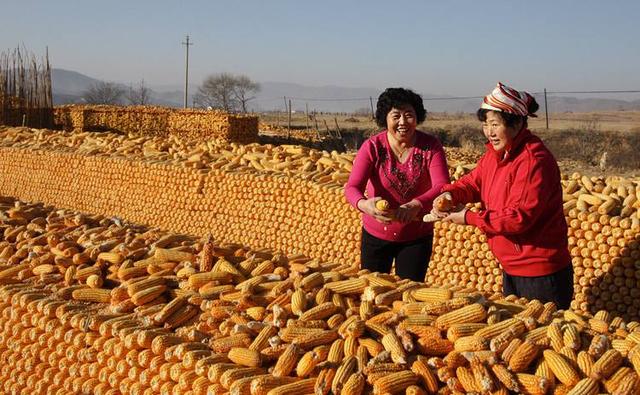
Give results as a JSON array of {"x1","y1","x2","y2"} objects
[{"x1": 443, "y1": 129, "x2": 570, "y2": 277}]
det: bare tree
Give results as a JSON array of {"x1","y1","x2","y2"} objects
[
  {"x1": 126, "y1": 79, "x2": 150, "y2": 105},
  {"x1": 83, "y1": 81, "x2": 124, "y2": 105},
  {"x1": 196, "y1": 73, "x2": 238, "y2": 112},
  {"x1": 196, "y1": 73, "x2": 260, "y2": 112},
  {"x1": 233, "y1": 75, "x2": 260, "y2": 113}
]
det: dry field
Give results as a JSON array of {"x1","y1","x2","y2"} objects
[{"x1": 261, "y1": 110, "x2": 640, "y2": 134}]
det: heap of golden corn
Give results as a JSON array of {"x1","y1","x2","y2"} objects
[
  {"x1": 427, "y1": 173, "x2": 640, "y2": 321},
  {"x1": 0, "y1": 127, "x2": 361, "y2": 263},
  {"x1": 54, "y1": 105, "x2": 259, "y2": 143},
  {"x1": 3, "y1": 198, "x2": 640, "y2": 394},
  {"x1": 2, "y1": 124, "x2": 640, "y2": 321}
]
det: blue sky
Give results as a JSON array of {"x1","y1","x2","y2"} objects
[{"x1": 2, "y1": 0, "x2": 639, "y2": 96}]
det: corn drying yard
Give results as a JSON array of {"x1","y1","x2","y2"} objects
[{"x1": 0, "y1": 104, "x2": 640, "y2": 395}]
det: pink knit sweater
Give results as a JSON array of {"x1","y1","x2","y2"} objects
[{"x1": 345, "y1": 131, "x2": 449, "y2": 242}]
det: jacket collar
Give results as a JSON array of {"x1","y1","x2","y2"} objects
[{"x1": 486, "y1": 128, "x2": 532, "y2": 163}]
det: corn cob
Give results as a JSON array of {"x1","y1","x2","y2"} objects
[
  {"x1": 211, "y1": 333, "x2": 252, "y2": 353},
  {"x1": 265, "y1": 377, "x2": 316, "y2": 395},
  {"x1": 515, "y1": 373, "x2": 549, "y2": 395},
  {"x1": 199, "y1": 234, "x2": 215, "y2": 272},
  {"x1": 250, "y1": 376, "x2": 299, "y2": 395},
  {"x1": 220, "y1": 367, "x2": 266, "y2": 389},
  {"x1": 563, "y1": 323, "x2": 582, "y2": 350},
  {"x1": 411, "y1": 287, "x2": 453, "y2": 302},
  {"x1": 490, "y1": 323, "x2": 525, "y2": 354},
  {"x1": 299, "y1": 302, "x2": 339, "y2": 321},
  {"x1": 611, "y1": 372, "x2": 640, "y2": 395},
  {"x1": 295, "y1": 350, "x2": 318, "y2": 378},
  {"x1": 272, "y1": 343, "x2": 300, "y2": 377},
  {"x1": 508, "y1": 340, "x2": 540, "y2": 373},
  {"x1": 340, "y1": 373, "x2": 365, "y2": 395},
  {"x1": 587, "y1": 334, "x2": 610, "y2": 359},
  {"x1": 411, "y1": 357, "x2": 439, "y2": 394},
  {"x1": 446, "y1": 323, "x2": 486, "y2": 342},
  {"x1": 548, "y1": 321, "x2": 565, "y2": 352},
  {"x1": 324, "y1": 278, "x2": 368, "y2": 295},
  {"x1": 71, "y1": 288, "x2": 111, "y2": 303},
  {"x1": 491, "y1": 363, "x2": 520, "y2": 392},
  {"x1": 290, "y1": 289, "x2": 306, "y2": 317},
  {"x1": 417, "y1": 336, "x2": 454, "y2": 356},
  {"x1": 331, "y1": 355, "x2": 358, "y2": 394},
  {"x1": 249, "y1": 325, "x2": 277, "y2": 352},
  {"x1": 566, "y1": 377, "x2": 599, "y2": 395},
  {"x1": 543, "y1": 349, "x2": 581, "y2": 386},
  {"x1": 576, "y1": 351, "x2": 594, "y2": 377},
  {"x1": 315, "y1": 367, "x2": 337, "y2": 395},
  {"x1": 292, "y1": 329, "x2": 339, "y2": 350},
  {"x1": 153, "y1": 295, "x2": 188, "y2": 324},
  {"x1": 371, "y1": 370, "x2": 418, "y2": 394},
  {"x1": 188, "y1": 271, "x2": 233, "y2": 289},
  {"x1": 476, "y1": 318, "x2": 522, "y2": 339},
  {"x1": 470, "y1": 358, "x2": 496, "y2": 392},
  {"x1": 456, "y1": 366, "x2": 479, "y2": 392},
  {"x1": 454, "y1": 335, "x2": 489, "y2": 352},
  {"x1": 373, "y1": 332, "x2": 403, "y2": 365},
  {"x1": 434, "y1": 303, "x2": 486, "y2": 330},
  {"x1": 228, "y1": 347, "x2": 262, "y2": 368},
  {"x1": 604, "y1": 367, "x2": 634, "y2": 393},
  {"x1": 590, "y1": 349, "x2": 623, "y2": 380}
]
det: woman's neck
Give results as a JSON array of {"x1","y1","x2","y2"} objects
[{"x1": 387, "y1": 131, "x2": 416, "y2": 150}]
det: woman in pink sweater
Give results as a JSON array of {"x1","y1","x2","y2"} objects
[{"x1": 345, "y1": 88, "x2": 450, "y2": 281}]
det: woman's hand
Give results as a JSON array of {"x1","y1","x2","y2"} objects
[
  {"x1": 442, "y1": 207, "x2": 468, "y2": 225},
  {"x1": 357, "y1": 197, "x2": 393, "y2": 224},
  {"x1": 396, "y1": 199, "x2": 422, "y2": 223},
  {"x1": 431, "y1": 192, "x2": 453, "y2": 217}
]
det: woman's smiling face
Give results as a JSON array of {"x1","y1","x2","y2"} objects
[
  {"x1": 386, "y1": 105, "x2": 417, "y2": 142},
  {"x1": 482, "y1": 111, "x2": 519, "y2": 153}
]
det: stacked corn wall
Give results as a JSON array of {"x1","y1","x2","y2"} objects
[
  {"x1": 53, "y1": 105, "x2": 258, "y2": 143},
  {"x1": 428, "y1": 174, "x2": 640, "y2": 322},
  {"x1": 3, "y1": 199, "x2": 640, "y2": 395},
  {"x1": 0, "y1": 127, "x2": 360, "y2": 265}
]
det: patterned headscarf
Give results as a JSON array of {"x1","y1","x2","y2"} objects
[{"x1": 481, "y1": 82, "x2": 537, "y2": 117}]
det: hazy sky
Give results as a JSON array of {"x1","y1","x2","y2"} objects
[{"x1": 2, "y1": 0, "x2": 639, "y2": 97}]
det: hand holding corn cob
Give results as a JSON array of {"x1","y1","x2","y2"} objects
[
  {"x1": 424, "y1": 192, "x2": 454, "y2": 222},
  {"x1": 358, "y1": 198, "x2": 393, "y2": 224}
]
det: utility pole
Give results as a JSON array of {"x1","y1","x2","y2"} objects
[
  {"x1": 544, "y1": 88, "x2": 549, "y2": 129},
  {"x1": 182, "y1": 35, "x2": 193, "y2": 108},
  {"x1": 369, "y1": 96, "x2": 375, "y2": 119}
]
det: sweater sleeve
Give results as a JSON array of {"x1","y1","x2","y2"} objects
[
  {"x1": 344, "y1": 139, "x2": 375, "y2": 209},
  {"x1": 465, "y1": 153, "x2": 557, "y2": 236},
  {"x1": 441, "y1": 155, "x2": 485, "y2": 205},
  {"x1": 413, "y1": 140, "x2": 450, "y2": 210}
]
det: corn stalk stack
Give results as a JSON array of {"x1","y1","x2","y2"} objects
[{"x1": 0, "y1": 47, "x2": 53, "y2": 129}]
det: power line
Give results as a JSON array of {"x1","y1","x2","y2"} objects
[
  {"x1": 251, "y1": 89, "x2": 640, "y2": 104},
  {"x1": 544, "y1": 90, "x2": 640, "y2": 94}
]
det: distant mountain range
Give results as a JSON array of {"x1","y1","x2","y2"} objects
[{"x1": 52, "y1": 68, "x2": 640, "y2": 113}]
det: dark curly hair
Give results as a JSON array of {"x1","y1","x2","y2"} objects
[
  {"x1": 375, "y1": 88, "x2": 427, "y2": 128},
  {"x1": 476, "y1": 98, "x2": 539, "y2": 128}
]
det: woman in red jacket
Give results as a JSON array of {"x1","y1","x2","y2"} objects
[{"x1": 432, "y1": 82, "x2": 573, "y2": 309}]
